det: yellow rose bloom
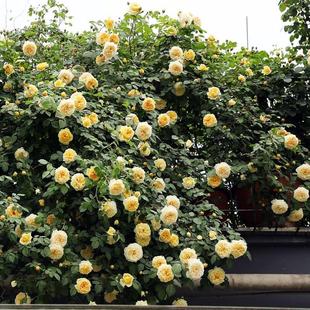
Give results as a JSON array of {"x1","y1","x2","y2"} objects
[
  {"x1": 109, "y1": 33, "x2": 120, "y2": 44},
  {"x1": 87, "y1": 166, "x2": 100, "y2": 181},
  {"x1": 284, "y1": 134, "x2": 299, "y2": 150},
  {"x1": 157, "y1": 263, "x2": 174, "y2": 282},
  {"x1": 157, "y1": 113, "x2": 170, "y2": 127},
  {"x1": 19, "y1": 233, "x2": 32, "y2": 245},
  {"x1": 136, "y1": 236, "x2": 151, "y2": 247},
  {"x1": 173, "y1": 299, "x2": 188, "y2": 306},
  {"x1": 54, "y1": 166, "x2": 70, "y2": 184},
  {"x1": 152, "y1": 178, "x2": 166, "y2": 192},
  {"x1": 138, "y1": 142, "x2": 151, "y2": 156},
  {"x1": 182, "y1": 177, "x2": 196, "y2": 189},
  {"x1": 142, "y1": 97, "x2": 156, "y2": 112},
  {"x1": 120, "y1": 273, "x2": 134, "y2": 287},
  {"x1": 152, "y1": 256, "x2": 167, "y2": 269},
  {"x1": 81, "y1": 116, "x2": 92, "y2": 128},
  {"x1": 166, "y1": 195, "x2": 180, "y2": 209},
  {"x1": 151, "y1": 219, "x2": 161, "y2": 231},
  {"x1": 57, "y1": 99, "x2": 75, "y2": 117},
  {"x1": 49, "y1": 243, "x2": 64, "y2": 260},
  {"x1": 184, "y1": 49, "x2": 195, "y2": 61},
  {"x1": 88, "y1": 112, "x2": 99, "y2": 125},
  {"x1": 228, "y1": 99, "x2": 236, "y2": 107},
  {"x1": 3, "y1": 63, "x2": 14, "y2": 75},
  {"x1": 208, "y1": 267, "x2": 225, "y2": 285},
  {"x1": 24, "y1": 84, "x2": 38, "y2": 98},
  {"x1": 25, "y1": 214, "x2": 38, "y2": 227},
  {"x1": 135, "y1": 122, "x2": 152, "y2": 141},
  {"x1": 293, "y1": 187, "x2": 309, "y2": 202},
  {"x1": 203, "y1": 113, "x2": 217, "y2": 127},
  {"x1": 101, "y1": 201, "x2": 117, "y2": 218},
  {"x1": 128, "y1": 2, "x2": 142, "y2": 15},
  {"x1": 75, "y1": 278, "x2": 92, "y2": 294},
  {"x1": 128, "y1": 89, "x2": 140, "y2": 97},
  {"x1": 58, "y1": 69, "x2": 74, "y2": 85},
  {"x1": 160, "y1": 205, "x2": 178, "y2": 225},
  {"x1": 54, "y1": 79, "x2": 65, "y2": 88},
  {"x1": 262, "y1": 65, "x2": 272, "y2": 75},
  {"x1": 71, "y1": 173, "x2": 86, "y2": 191},
  {"x1": 207, "y1": 87, "x2": 221, "y2": 100},
  {"x1": 36, "y1": 62, "x2": 49, "y2": 71},
  {"x1": 79, "y1": 260, "x2": 93, "y2": 275},
  {"x1": 215, "y1": 239, "x2": 231, "y2": 258},
  {"x1": 168, "y1": 61, "x2": 183, "y2": 76},
  {"x1": 95, "y1": 53, "x2": 106, "y2": 65},
  {"x1": 123, "y1": 195, "x2": 139, "y2": 212},
  {"x1": 159, "y1": 228, "x2": 172, "y2": 243},
  {"x1": 63, "y1": 148, "x2": 77, "y2": 164},
  {"x1": 14, "y1": 147, "x2": 29, "y2": 161},
  {"x1": 105, "y1": 18, "x2": 115, "y2": 30},
  {"x1": 169, "y1": 46, "x2": 183, "y2": 60},
  {"x1": 245, "y1": 68, "x2": 254, "y2": 76},
  {"x1": 207, "y1": 175, "x2": 222, "y2": 188},
  {"x1": 109, "y1": 179, "x2": 125, "y2": 196},
  {"x1": 124, "y1": 243, "x2": 143, "y2": 262},
  {"x1": 271, "y1": 199, "x2": 288, "y2": 215},
  {"x1": 169, "y1": 233, "x2": 179, "y2": 247},
  {"x1": 173, "y1": 82, "x2": 186, "y2": 96},
  {"x1": 71, "y1": 92, "x2": 87, "y2": 111},
  {"x1": 15, "y1": 292, "x2": 31, "y2": 305},
  {"x1": 288, "y1": 208, "x2": 304, "y2": 222},
  {"x1": 209, "y1": 230, "x2": 217, "y2": 240},
  {"x1": 179, "y1": 248, "x2": 197, "y2": 265},
  {"x1": 135, "y1": 223, "x2": 151, "y2": 239},
  {"x1": 238, "y1": 74, "x2": 246, "y2": 82},
  {"x1": 197, "y1": 64, "x2": 209, "y2": 71},
  {"x1": 167, "y1": 110, "x2": 178, "y2": 123},
  {"x1": 96, "y1": 32, "x2": 110, "y2": 45},
  {"x1": 154, "y1": 158, "x2": 166, "y2": 171},
  {"x1": 22, "y1": 41, "x2": 37, "y2": 57},
  {"x1": 5, "y1": 204, "x2": 20, "y2": 219},
  {"x1": 119, "y1": 125, "x2": 134, "y2": 142},
  {"x1": 58, "y1": 128, "x2": 73, "y2": 145},
  {"x1": 296, "y1": 163, "x2": 310, "y2": 180},
  {"x1": 214, "y1": 162, "x2": 231, "y2": 179},
  {"x1": 231, "y1": 240, "x2": 247, "y2": 259},
  {"x1": 85, "y1": 76, "x2": 98, "y2": 90}
]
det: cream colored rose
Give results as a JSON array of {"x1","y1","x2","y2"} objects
[
  {"x1": 96, "y1": 32, "x2": 110, "y2": 45},
  {"x1": 24, "y1": 84, "x2": 38, "y2": 98},
  {"x1": 207, "y1": 87, "x2": 221, "y2": 100},
  {"x1": 101, "y1": 201, "x2": 117, "y2": 218},
  {"x1": 184, "y1": 49, "x2": 195, "y2": 61},
  {"x1": 63, "y1": 148, "x2": 77, "y2": 164},
  {"x1": 179, "y1": 248, "x2": 197, "y2": 265},
  {"x1": 168, "y1": 61, "x2": 183, "y2": 76},
  {"x1": 71, "y1": 92, "x2": 87, "y2": 111},
  {"x1": 50, "y1": 230, "x2": 67, "y2": 247},
  {"x1": 36, "y1": 62, "x2": 49, "y2": 71},
  {"x1": 215, "y1": 240, "x2": 231, "y2": 258},
  {"x1": 126, "y1": 113, "x2": 139, "y2": 127},
  {"x1": 178, "y1": 11, "x2": 193, "y2": 28},
  {"x1": 79, "y1": 260, "x2": 93, "y2": 275},
  {"x1": 128, "y1": 2, "x2": 142, "y2": 15},
  {"x1": 160, "y1": 205, "x2": 178, "y2": 225},
  {"x1": 166, "y1": 195, "x2": 180, "y2": 209},
  {"x1": 58, "y1": 128, "x2": 73, "y2": 145},
  {"x1": 120, "y1": 273, "x2": 134, "y2": 287},
  {"x1": 293, "y1": 187, "x2": 309, "y2": 202},
  {"x1": 123, "y1": 195, "x2": 139, "y2": 212},
  {"x1": 58, "y1": 69, "x2": 74, "y2": 85},
  {"x1": 208, "y1": 267, "x2": 225, "y2": 285},
  {"x1": 169, "y1": 46, "x2": 183, "y2": 60},
  {"x1": 203, "y1": 114, "x2": 217, "y2": 127},
  {"x1": 152, "y1": 256, "x2": 166, "y2": 269},
  {"x1": 54, "y1": 166, "x2": 70, "y2": 184},
  {"x1": 152, "y1": 178, "x2": 166, "y2": 192},
  {"x1": 284, "y1": 134, "x2": 299, "y2": 150},
  {"x1": 3, "y1": 63, "x2": 14, "y2": 75},
  {"x1": 271, "y1": 199, "x2": 288, "y2": 215},
  {"x1": 182, "y1": 177, "x2": 196, "y2": 189},
  {"x1": 135, "y1": 223, "x2": 151, "y2": 239},
  {"x1": 262, "y1": 65, "x2": 272, "y2": 75},
  {"x1": 238, "y1": 74, "x2": 246, "y2": 82},
  {"x1": 49, "y1": 243, "x2": 64, "y2": 260},
  {"x1": 136, "y1": 300, "x2": 148, "y2": 306},
  {"x1": 14, "y1": 147, "x2": 29, "y2": 161},
  {"x1": 173, "y1": 82, "x2": 186, "y2": 96},
  {"x1": 75, "y1": 278, "x2": 91, "y2": 294},
  {"x1": 209, "y1": 230, "x2": 217, "y2": 240},
  {"x1": 142, "y1": 97, "x2": 156, "y2": 112},
  {"x1": 135, "y1": 122, "x2": 152, "y2": 141},
  {"x1": 138, "y1": 142, "x2": 151, "y2": 156},
  {"x1": 185, "y1": 140, "x2": 193, "y2": 148},
  {"x1": 136, "y1": 235, "x2": 151, "y2": 247},
  {"x1": 245, "y1": 68, "x2": 254, "y2": 76},
  {"x1": 5, "y1": 204, "x2": 22, "y2": 218},
  {"x1": 288, "y1": 208, "x2": 304, "y2": 222},
  {"x1": 119, "y1": 125, "x2": 134, "y2": 142},
  {"x1": 19, "y1": 232, "x2": 32, "y2": 245},
  {"x1": 154, "y1": 158, "x2": 166, "y2": 171},
  {"x1": 89, "y1": 113, "x2": 99, "y2": 125},
  {"x1": 214, "y1": 162, "x2": 231, "y2": 179},
  {"x1": 186, "y1": 258, "x2": 204, "y2": 280},
  {"x1": 109, "y1": 179, "x2": 125, "y2": 196},
  {"x1": 207, "y1": 175, "x2": 222, "y2": 188},
  {"x1": 157, "y1": 113, "x2": 171, "y2": 128},
  {"x1": 15, "y1": 292, "x2": 31, "y2": 305},
  {"x1": 124, "y1": 243, "x2": 143, "y2": 262},
  {"x1": 57, "y1": 99, "x2": 75, "y2": 117},
  {"x1": 25, "y1": 214, "x2": 38, "y2": 227},
  {"x1": 131, "y1": 167, "x2": 145, "y2": 184},
  {"x1": 103, "y1": 42, "x2": 118, "y2": 60},
  {"x1": 71, "y1": 173, "x2": 86, "y2": 191},
  {"x1": 172, "y1": 298, "x2": 188, "y2": 306},
  {"x1": 22, "y1": 41, "x2": 37, "y2": 57},
  {"x1": 169, "y1": 233, "x2": 179, "y2": 247},
  {"x1": 159, "y1": 228, "x2": 172, "y2": 243},
  {"x1": 157, "y1": 263, "x2": 174, "y2": 282},
  {"x1": 167, "y1": 111, "x2": 177, "y2": 123},
  {"x1": 296, "y1": 163, "x2": 310, "y2": 180},
  {"x1": 231, "y1": 240, "x2": 247, "y2": 259}
]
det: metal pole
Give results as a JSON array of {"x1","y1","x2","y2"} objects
[{"x1": 246, "y1": 16, "x2": 249, "y2": 49}]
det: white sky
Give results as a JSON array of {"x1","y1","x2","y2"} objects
[{"x1": 0, "y1": 0, "x2": 290, "y2": 51}]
